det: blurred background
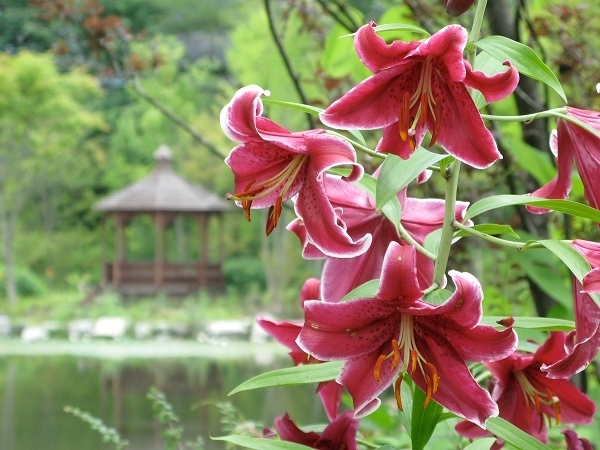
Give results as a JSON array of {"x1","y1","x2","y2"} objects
[{"x1": 0, "y1": 0, "x2": 599, "y2": 448}]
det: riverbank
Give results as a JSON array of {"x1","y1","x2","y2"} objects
[{"x1": 0, "y1": 338, "x2": 287, "y2": 361}]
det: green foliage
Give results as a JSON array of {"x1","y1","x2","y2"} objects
[
  {"x1": 0, "y1": 265, "x2": 46, "y2": 297},
  {"x1": 222, "y1": 256, "x2": 266, "y2": 293},
  {"x1": 64, "y1": 406, "x2": 129, "y2": 450}
]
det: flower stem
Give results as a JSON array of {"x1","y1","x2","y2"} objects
[
  {"x1": 432, "y1": 160, "x2": 461, "y2": 286},
  {"x1": 397, "y1": 222, "x2": 437, "y2": 261},
  {"x1": 481, "y1": 108, "x2": 566, "y2": 123},
  {"x1": 326, "y1": 130, "x2": 385, "y2": 159},
  {"x1": 469, "y1": 0, "x2": 488, "y2": 45}
]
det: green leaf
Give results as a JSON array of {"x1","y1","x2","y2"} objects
[
  {"x1": 486, "y1": 417, "x2": 552, "y2": 450},
  {"x1": 341, "y1": 279, "x2": 380, "y2": 301},
  {"x1": 356, "y1": 171, "x2": 403, "y2": 226},
  {"x1": 474, "y1": 36, "x2": 567, "y2": 103},
  {"x1": 464, "y1": 195, "x2": 600, "y2": 223},
  {"x1": 372, "y1": 23, "x2": 430, "y2": 36},
  {"x1": 462, "y1": 437, "x2": 497, "y2": 450},
  {"x1": 228, "y1": 362, "x2": 343, "y2": 395},
  {"x1": 423, "y1": 288, "x2": 452, "y2": 305},
  {"x1": 262, "y1": 98, "x2": 323, "y2": 115},
  {"x1": 376, "y1": 150, "x2": 447, "y2": 210},
  {"x1": 411, "y1": 385, "x2": 443, "y2": 450},
  {"x1": 423, "y1": 229, "x2": 443, "y2": 257},
  {"x1": 480, "y1": 316, "x2": 575, "y2": 331},
  {"x1": 397, "y1": 375, "x2": 414, "y2": 437},
  {"x1": 212, "y1": 435, "x2": 312, "y2": 450},
  {"x1": 536, "y1": 240, "x2": 591, "y2": 283},
  {"x1": 455, "y1": 224, "x2": 520, "y2": 239}
]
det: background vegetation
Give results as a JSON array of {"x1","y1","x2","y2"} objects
[{"x1": 0, "y1": 0, "x2": 599, "y2": 330}]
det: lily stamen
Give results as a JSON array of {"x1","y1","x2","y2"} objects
[{"x1": 514, "y1": 371, "x2": 562, "y2": 424}]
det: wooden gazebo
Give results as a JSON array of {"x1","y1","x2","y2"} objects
[{"x1": 95, "y1": 145, "x2": 231, "y2": 296}]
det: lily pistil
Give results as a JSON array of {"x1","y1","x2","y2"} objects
[
  {"x1": 398, "y1": 56, "x2": 442, "y2": 150},
  {"x1": 227, "y1": 154, "x2": 308, "y2": 234}
]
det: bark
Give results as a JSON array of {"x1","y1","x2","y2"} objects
[{"x1": 0, "y1": 189, "x2": 18, "y2": 304}]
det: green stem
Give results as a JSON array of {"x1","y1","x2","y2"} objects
[
  {"x1": 453, "y1": 221, "x2": 574, "y2": 251},
  {"x1": 397, "y1": 222, "x2": 437, "y2": 261},
  {"x1": 432, "y1": 160, "x2": 461, "y2": 286},
  {"x1": 470, "y1": 0, "x2": 489, "y2": 44},
  {"x1": 326, "y1": 130, "x2": 385, "y2": 159},
  {"x1": 481, "y1": 108, "x2": 565, "y2": 123}
]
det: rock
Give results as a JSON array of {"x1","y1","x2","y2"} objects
[
  {"x1": 68, "y1": 319, "x2": 94, "y2": 342},
  {"x1": 0, "y1": 315, "x2": 10, "y2": 337},
  {"x1": 92, "y1": 317, "x2": 128, "y2": 340},
  {"x1": 21, "y1": 326, "x2": 49, "y2": 342}
]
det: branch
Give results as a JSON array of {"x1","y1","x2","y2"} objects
[
  {"x1": 263, "y1": 0, "x2": 315, "y2": 129},
  {"x1": 132, "y1": 76, "x2": 226, "y2": 160}
]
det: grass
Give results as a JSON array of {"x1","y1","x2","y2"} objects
[{"x1": 0, "y1": 288, "x2": 252, "y2": 328}]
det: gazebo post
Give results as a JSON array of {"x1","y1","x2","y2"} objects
[
  {"x1": 113, "y1": 213, "x2": 129, "y2": 288},
  {"x1": 154, "y1": 212, "x2": 169, "y2": 291},
  {"x1": 197, "y1": 213, "x2": 208, "y2": 289}
]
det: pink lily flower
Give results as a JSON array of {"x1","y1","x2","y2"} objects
[
  {"x1": 221, "y1": 85, "x2": 370, "y2": 257},
  {"x1": 563, "y1": 429, "x2": 594, "y2": 450},
  {"x1": 320, "y1": 23, "x2": 518, "y2": 169},
  {"x1": 257, "y1": 278, "x2": 343, "y2": 421},
  {"x1": 540, "y1": 240, "x2": 600, "y2": 379},
  {"x1": 297, "y1": 242, "x2": 518, "y2": 426},
  {"x1": 530, "y1": 107, "x2": 600, "y2": 212},
  {"x1": 267, "y1": 410, "x2": 359, "y2": 450},
  {"x1": 456, "y1": 333, "x2": 596, "y2": 446},
  {"x1": 289, "y1": 174, "x2": 470, "y2": 302}
]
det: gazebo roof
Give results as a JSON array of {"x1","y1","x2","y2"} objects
[{"x1": 94, "y1": 145, "x2": 231, "y2": 214}]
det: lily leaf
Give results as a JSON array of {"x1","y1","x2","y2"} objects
[
  {"x1": 212, "y1": 436, "x2": 312, "y2": 450},
  {"x1": 411, "y1": 385, "x2": 443, "y2": 450},
  {"x1": 341, "y1": 279, "x2": 380, "y2": 301},
  {"x1": 464, "y1": 195, "x2": 600, "y2": 223},
  {"x1": 455, "y1": 224, "x2": 520, "y2": 238},
  {"x1": 462, "y1": 437, "x2": 497, "y2": 450},
  {"x1": 262, "y1": 98, "x2": 323, "y2": 115},
  {"x1": 376, "y1": 150, "x2": 446, "y2": 210},
  {"x1": 474, "y1": 36, "x2": 567, "y2": 103},
  {"x1": 481, "y1": 316, "x2": 575, "y2": 331},
  {"x1": 373, "y1": 23, "x2": 430, "y2": 36},
  {"x1": 357, "y1": 171, "x2": 403, "y2": 225},
  {"x1": 486, "y1": 417, "x2": 552, "y2": 450},
  {"x1": 228, "y1": 361, "x2": 343, "y2": 395}
]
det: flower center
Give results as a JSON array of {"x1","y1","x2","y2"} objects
[
  {"x1": 514, "y1": 371, "x2": 561, "y2": 425},
  {"x1": 226, "y1": 154, "x2": 308, "y2": 235},
  {"x1": 373, "y1": 314, "x2": 440, "y2": 411},
  {"x1": 398, "y1": 55, "x2": 442, "y2": 150}
]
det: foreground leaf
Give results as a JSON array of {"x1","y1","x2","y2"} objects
[
  {"x1": 486, "y1": 417, "x2": 551, "y2": 450},
  {"x1": 464, "y1": 195, "x2": 600, "y2": 223},
  {"x1": 212, "y1": 435, "x2": 312, "y2": 450},
  {"x1": 462, "y1": 437, "x2": 497, "y2": 450},
  {"x1": 411, "y1": 385, "x2": 443, "y2": 450},
  {"x1": 228, "y1": 362, "x2": 343, "y2": 395},
  {"x1": 474, "y1": 36, "x2": 567, "y2": 103},
  {"x1": 481, "y1": 316, "x2": 574, "y2": 331},
  {"x1": 376, "y1": 150, "x2": 447, "y2": 210}
]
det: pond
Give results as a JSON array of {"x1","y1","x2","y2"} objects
[{"x1": 0, "y1": 340, "x2": 327, "y2": 450}]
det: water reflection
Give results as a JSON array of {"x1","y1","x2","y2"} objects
[{"x1": 0, "y1": 349, "x2": 326, "y2": 450}]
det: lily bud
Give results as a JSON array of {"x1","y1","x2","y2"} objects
[{"x1": 444, "y1": 0, "x2": 475, "y2": 16}]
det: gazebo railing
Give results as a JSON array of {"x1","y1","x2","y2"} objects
[{"x1": 103, "y1": 261, "x2": 225, "y2": 296}]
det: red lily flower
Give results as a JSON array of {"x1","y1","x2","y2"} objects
[
  {"x1": 456, "y1": 333, "x2": 596, "y2": 445},
  {"x1": 297, "y1": 242, "x2": 517, "y2": 426},
  {"x1": 288, "y1": 173, "x2": 470, "y2": 302},
  {"x1": 539, "y1": 240, "x2": 600, "y2": 379},
  {"x1": 320, "y1": 23, "x2": 518, "y2": 169},
  {"x1": 269, "y1": 410, "x2": 359, "y2": 450},
  {"x1": 530, "y1": 107, "x2": 600, "y2": 212},
  {"x1": 563, "y1": 429, "x2": 594, "y2": 450},
  {"x1": 221, "y1": 85, "x2": 370, "y2": 257},
  {"x1": 257, "y1": 278, "x2": 343, "y2": 421}
]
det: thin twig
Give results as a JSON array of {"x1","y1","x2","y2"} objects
[
  {"x1": 133, "y1": 76, "x2": 226, "y2": 160},
  {"x1": 263, "y1": 0, "x2": 314, "y2": 129}
]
